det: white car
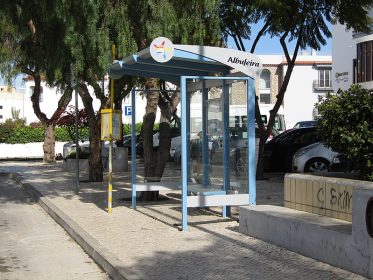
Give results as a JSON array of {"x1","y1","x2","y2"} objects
[{"x1": 292, "y1": 142, "x2": 339, "y2": 172}]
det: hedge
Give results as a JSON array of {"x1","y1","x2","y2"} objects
[
  {"x1": 0, "y1": 126, "x2": 89, "y2": 144},
  {"x1": 0, "y1": 122, "x2": 149, "y2": 144}
]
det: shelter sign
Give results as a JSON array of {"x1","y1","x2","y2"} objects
[{"x1": 101, "y1": 109, "x2": 122, "y2": 141}]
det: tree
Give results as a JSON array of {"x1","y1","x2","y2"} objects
[
  {"x1": 56, "y1": 106, "x2": 88, "y2": 142},
  {"x1": 316, "y1": 85, "x2": 373, "y2": 181},
  {"x1": 0, "y1": 1, "x2": 73, "y2": 163},
  {"x1": 125, "y1": 0, "x2": 223, "y2": 200},
  {"x1": 219, "y1": 0, "x2": 373, "y2": 178},
  {"x1": 54, "y1": 0, "x2": 147, "y2": 181}
]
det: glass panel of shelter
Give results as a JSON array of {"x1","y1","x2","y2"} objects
[{"x1": 186, "y1": 78, "x2": 249, "y2": 199}]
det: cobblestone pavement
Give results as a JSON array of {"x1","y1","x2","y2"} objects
[
  {"x1": 0, "y1": 161, "x2": 368, "y2": 280},
  {"x1": 0, "y1": 176, "x2": 110, "y2": 279}
]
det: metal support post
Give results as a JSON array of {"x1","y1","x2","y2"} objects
[
  {"x1": 107, "y1": 44, "x2": 116, "y2": 214},
  {"x1": 131, "y1": 88, "x2": 137, "y2": 209},
  {"x1": 247, "y1": 78, "x2": 256, "y2": 205},
  {"x1": 71, "y1": 64, "x2": 79, "y2": 194}
]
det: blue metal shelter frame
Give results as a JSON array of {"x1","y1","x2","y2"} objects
[{"x1": 109, "y1": 37, "x2": 261, "y2": 231}]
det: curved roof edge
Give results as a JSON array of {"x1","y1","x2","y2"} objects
[{"x1": 108, "y1": 38, "x2": 262, "y2": 82}]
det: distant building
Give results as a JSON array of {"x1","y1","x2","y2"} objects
[
  {"x1": 332, "y1": 9, "x2": 373, "y2": 91},
  {"x1": 0, "y1": 85, "x2": 28, "y2": 122},
  {"x1": 258, "y1": 53, "x2": 332, "y2": 128}
]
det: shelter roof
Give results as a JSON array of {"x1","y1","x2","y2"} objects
[{"x1": 108, "y1": 37, "x2": 262, "y2": 85}]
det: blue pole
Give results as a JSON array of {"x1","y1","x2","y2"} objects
[
  {"x1": 131, "y1": 88, "x2": 137, "y2": 209},
  {"x1": 202, "y1": 80, "x2": 209, "y2": 186},
  {"x1": 222, "y1": 80, "x2": 230, "y2": 217},
  {"x1": 181, "y1": 77, "x2": 188, "y2": 231},
  {"x1": 186, "y1": 87, "x2": 191, "y2": 183},
  {"x1": 247, "y1": 78, "x2": 256, "y2": 205}
]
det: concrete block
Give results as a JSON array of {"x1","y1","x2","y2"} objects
[
  {"x1": 306, "y1": 180, "x2": 313, "y2": 206},
  {"x1": 346, "y1": 213, "x2": 352, "y2": 222},
  {"x1": 284, "y1": 177, "x2": 291, "y2": 202},
  {"x1": 62, "y1": 159, "x2": 89, "y2": 172},
  {"x1": 312, "y1": 180, "x2": 325, "y2": 210},
  {"x1": 295, "y1": 178, "x2": 302, "y2": 204},
  {"x1": 290, "y1": 178, "x2": 296, "y2": 206},
  {"x1": 239, "y1": 203, "x2": 372, "y2": 278},
  {"x1": 301, "y1": 179, "x2": 307, "y2": 208}
]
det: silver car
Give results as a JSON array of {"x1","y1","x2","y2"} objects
[{"x1": 292, "y1": 142, "x2": 339, "y2": 172}]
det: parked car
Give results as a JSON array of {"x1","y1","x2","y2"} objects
[
  {"x1": 123, "y1": 134, "x2": 144, "y2": 156},
  {"x1": 328, "y1": 154, "x2": 354, "y2": 172},
  {"x1": 263, "y1": 127, "x2": 321, "y2": 172},
  {"x1": 293, "y1": 120, "x2": 318, "y2": 128},
  {"x1": 174, "y1": 126, "x2": 279, "y2": 174},
  {"x1": 63, "y1": 139, "x2": 90, "y2": 158},
  {"x1": 292, "y1": 142, "x2": 338, "y2": 172}
]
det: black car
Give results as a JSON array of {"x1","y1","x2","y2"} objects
[
  {"x1": 263, "y1": 127, "x2": 321, "y2": 172},
  {"x1": 293, "y1": 120, "x2": 318, "y2": 128},
  {"x1": 123, "y1": 134, "x2": 144, "y2": 156}
]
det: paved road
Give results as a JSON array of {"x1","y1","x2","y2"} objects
[{"x1": 0, "y1": 176, "x2": 110, "y2": 280}]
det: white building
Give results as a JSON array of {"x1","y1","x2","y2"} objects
[
  {"x1": 332, "y1": 9, "x2": 373, "y2": 91},
  {"x1": 259, "y1": 53, "x2": 332, "y2": 128}
]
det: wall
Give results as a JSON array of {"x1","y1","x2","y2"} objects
[
  {"x1": 283, "y1": 63, "x2": 319, "y2": 127},
  {"x1": 239, "y1": 174, "x2": 373, "y2": 278},
  {"x1": 332, "y1": 24, "x2": 355, "y2": 92},
  {"x1": 0, "y1": 142, "x2": 65, "y2": 159},
  {"x1": 284, "y1": 174, "x2": 355, "y2": 222}
]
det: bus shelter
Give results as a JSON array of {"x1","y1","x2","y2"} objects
[{"x1": 109, "y1": 37, "x2": 262, "y2": 231}]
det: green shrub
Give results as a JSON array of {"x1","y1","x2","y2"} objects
[
  {"x1": 0, "y1": 120, "x2": 44, "y2": 143},
  {"x1": 123, "y1": 122, "x2": 144, "y2": 135},
  {"x1": 55, "y1": 127, "x2": 89, "y2": 142},
  {"x1": 316, "y1": 85, "x2": 373, "y2": 181}
]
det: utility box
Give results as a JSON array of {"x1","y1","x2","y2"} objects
[{"x1": 101, "y1": 109, "x2": 122, "y2": 141}]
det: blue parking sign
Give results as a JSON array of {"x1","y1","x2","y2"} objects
[{"x1": 124, "y1": 106, "x2": 132, "y2": 116}]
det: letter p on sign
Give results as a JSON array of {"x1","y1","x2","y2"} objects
[{"x1": 125, "y1": 106, "x2": 132, "y2": 116}]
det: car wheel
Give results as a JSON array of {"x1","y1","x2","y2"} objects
[{"x1": 304, "y1": 158, "x2": 329, "y2": 172}]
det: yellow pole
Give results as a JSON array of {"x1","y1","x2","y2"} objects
[{"x1": 108, "y1": 44, "x2": 116, "y2": 214}]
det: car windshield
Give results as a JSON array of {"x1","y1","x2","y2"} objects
[{"x1": 294, "y1": 121, "x2": 317, "y2": 128}]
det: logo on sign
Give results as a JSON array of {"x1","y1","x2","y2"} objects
[
  {"x1": 150, "y1": 37, "x2": 174, "y2": 63},
  {"x1": 124, "y1": 106, "x2": 132, "y2": 116}
]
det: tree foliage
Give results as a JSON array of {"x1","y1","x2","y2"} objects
[
  {"x1": 219, "y1": 0, "x2": 373, "y2": 178},
  {"x1": 56, "y1": 106, "x2": 89, "y2": 142},
  {"x1": 316, "y1": 85, "x2": 373, "y2": 181}
]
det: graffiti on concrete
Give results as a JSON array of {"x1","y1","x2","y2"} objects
[
  {"x1": 316, "y1": 186, "x2": 352, "y2": 211},
  {"x1": 330, "y1": 188, "x2": 352, "y2": 210}
]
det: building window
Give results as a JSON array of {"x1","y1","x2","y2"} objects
[
  {"x1": 0, "y1": 115, "x2": 3, "y2": 119},
  {"x1": 318, "y1": 69, "x2": 331, "y2": 88},
  {"x1": 0, "y1": 105, "x2": 3, "y2": 109},
  {"x1": 259, "y1": 69, "x2": 271, "y2": 104},
  {"x1": 29, "y1": 86, "x2": 44, "y2": 102},
  {"x1": 356, "y1": 40, "x2": 373, "y2": 83}
]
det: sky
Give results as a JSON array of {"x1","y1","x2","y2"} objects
[
  {"x1": 227, "y1": 23, "x2": 332, "y2": 55},
  {"x1": 228, "y1": 35, "x2": 332, "y2": 55}
]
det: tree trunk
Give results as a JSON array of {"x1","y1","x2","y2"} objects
[
  {"x1": 256, "y1": 136, "x2": 266, "y2": 179},
  {"x1": 43, "y1": 124, "x2": 56, "y2": 163},
  {"x1": 78, "y1": 84, "x2": 103, "y2": 182},
  {"x1": 155, "y1": 111, "x2": 172, "y2": 178},
  {"x1": 27, "y1": 72, "x2": 72, "y2": 164},
  {"x1": 139, "y1": 77, "x2": 160, "y2": 200}
]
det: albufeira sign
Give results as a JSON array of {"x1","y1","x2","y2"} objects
[{"x1": 150, "y1": 37, "x2": 262, "y2": 78}]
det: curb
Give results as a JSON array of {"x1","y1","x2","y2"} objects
[{"x1": 3, "y1": 172, "x2": 143, "y2": 280}]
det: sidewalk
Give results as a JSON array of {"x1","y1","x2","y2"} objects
[{"x1": 0, "y1": 161, "x2": 367, "y2": 280}]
